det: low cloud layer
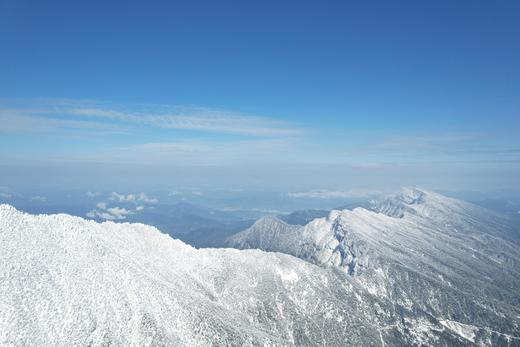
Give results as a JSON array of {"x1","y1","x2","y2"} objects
[
  {"x1": 86, "y1": 191, "x2": 157, "y2": 220},
  {"x1": 109, "y1": 192, "x2": 158, "y2": 204},
  {"x1": 87, "y1": 202, "x2": 134, "y2": 220}
]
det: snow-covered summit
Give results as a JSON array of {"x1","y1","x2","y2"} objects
[
  {"x1": 227, "y1": 189, "x2": 520, "y2": 344},
  {"x1": 230, "y1": 188, "x2": 520, "y2": 275},
  {"x1": 228, "y1": 215, "x2": 302, "y2": 252},
  {"x1": 365, "y1": 186, "x2": 427, "y2": 217},
  {"x1": 365, "y1": 186, "x2": 488, "y2": 218}
]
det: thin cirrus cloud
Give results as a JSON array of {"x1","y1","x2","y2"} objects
[
  {"x1": 0, "y1": 99, "x2": 302, "y2": 138},
  {"x1": 0, "y1": 108, "x2": 128, "y2": 134},
  {"x1": 288, "y1": 189, "x2": 382, "y2": 199},
  {"x1": 68, "y1": 106, "x2": 301, "y2": 137},
  {"x1": 0, "y1": 99, "x2": 302, "y2": 167},
  {"x1": 100, "y1": 139, "x2": 296, "y2": 165},
  {"x1": 0, "y1": 192, "x2": 12, "y2": 199},
  {"x1": 341, "y1": 134, "x2": 520, "y2": 164}
]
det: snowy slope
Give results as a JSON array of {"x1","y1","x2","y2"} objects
[
  {"x1": 0, "y1": 204, "x2": 396, "y2": 346},
  {"x1": 229, "y1": 187, "x2": 520, "y2": 277},
  {"x1": 227, "y1": 188, "x2": 520, "y2": 345},
  {"x1": 2, "y1": 196, "x2": 520, "y2": 346}
]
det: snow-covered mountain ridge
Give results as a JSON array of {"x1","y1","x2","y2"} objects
[
  {"x1": 229, "y1": 187, "x2": 520, "y2": 276},
  {"x1": 2, "y1": 189, "x2": 520, "y2": 346},
  {"x1": 1, "y1": 203, "x2": 375, "y2": 346},
  {"x1": 227, "y1": 188, "x2": 520, "y2": 345}
]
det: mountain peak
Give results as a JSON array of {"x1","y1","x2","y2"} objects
[
  {"x1": 227, "y1": 214, "x2": 300, "y2": 250},
  {"x1": 398, "y1": 186, "x2": 427, "y2": 203},
  {"x1": 252, "y1": 214, "x2": 287, "y2": 227},
  {"x1": 365, "y1": 187, "x2": 463, "y2": 218},
  {"x1": 226, "y1": 189, "x2": 520, "y2": 344}
]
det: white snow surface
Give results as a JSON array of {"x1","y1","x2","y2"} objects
[
  {"x1": 229, "y1": 187, "x2": 520, "y2": 279},
  {"x1": 2, "y1": 188, "x2": 520, "y2": 346},
  {"x1": 440, "y1": 320, "x2": 478, "y2": 343},
  {"x1": 227, "y1": 188, "x2": 520, "y2": 346},
  {"x1": 0, "y1": 204, "x2": 378, "y2": 346}
]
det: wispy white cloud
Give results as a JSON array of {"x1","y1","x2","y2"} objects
[
  {"x1": 343, "y1": 134, "x2": 498, "y2": 158},
  {"x1": 109, "y1": 192, "x2": 158, "y2": 204},
  {"x1": 343, "y1": 134, "x2": 473, "y2": 157},
  {"x1": 0, "y1": 192, "x2": 12, "y2": 199},
  {"x1": 0, "y1": 99, "x2": 302, "y2": 137},
  {"x1": 109, "y1": 192, "x2": 136, "y2": 203},
  {"x1": 68, "y1": 105, "x2": 301, "y2": 137},
  {"x1": 86, "y1": 191, "x2": 102, "y2": 197},
  {"x1": 98, "y1": 139, "x2": 295, "y2": 166},
  {"x1": 30, "y1": 196, "x2": 47, "y2": 202},
  {"x1": 87, "y1": 202, "x2": 134, "y2": 220},
  {"x1": 86, "y1": 209, "x2": 131, "y2": 220},
  {"x1": 0, "y1": 187, "x2": 12, "y2": 199},
  {"x1": 339, "y1": 134, "x2": 520, "y2": 166},
  {"x1": 288, "y1": 189, "x2": 381, "y2": 199},
  {"x1": 86, "y1": 192, "x2": 155, "y2": 220},
  {"x1": 106, "y1": 206, "x2": 133, "y2": 218},
  {"x1": 0, "y1": 108, "x2": 128, "y2": 134}
]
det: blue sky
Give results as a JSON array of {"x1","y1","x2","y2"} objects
[{"x1": 0, "y1": 0, "x2": 519, "y2": 192}]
